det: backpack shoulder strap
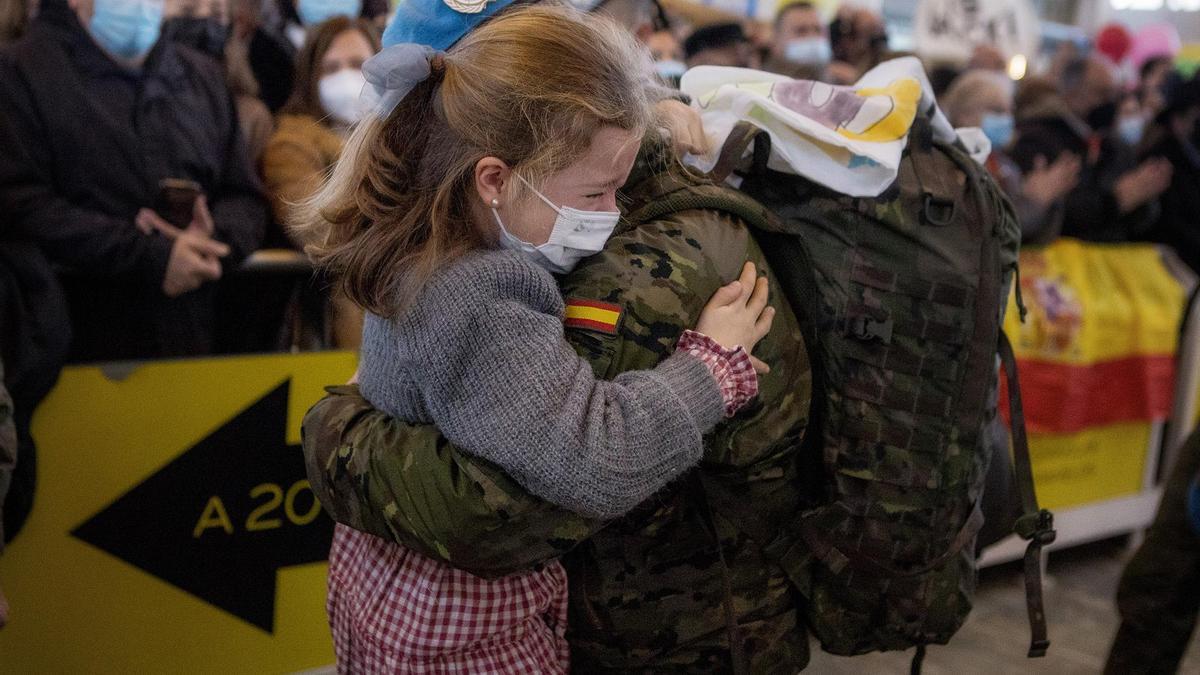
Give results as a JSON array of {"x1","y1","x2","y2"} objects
[
  {"x1": 999, "y1": 330, "x2": 1056, "y2": 658},
  {"x1": 707, "y1": 121, "x2": 772, "y2": 184}
]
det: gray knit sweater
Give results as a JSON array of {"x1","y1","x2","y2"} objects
[{"x1": 358, "y1": 249, "x2": 725, "y2": 519}]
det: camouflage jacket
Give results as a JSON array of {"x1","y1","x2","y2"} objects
[
  {"x1": 0, "y1": 364, "x2": 15, "y2": 553},
  {"x1": 303, "y1": 143, "x2": 813, "y2": 673}
]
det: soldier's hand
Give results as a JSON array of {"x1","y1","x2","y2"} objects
[
  {"x1": 655, "y1": 99, "x2": 709, "y2": 157},
  {"x1": 696, "y1": 262, "x2": 775, "y2": 374}
]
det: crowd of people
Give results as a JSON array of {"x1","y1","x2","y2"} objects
[{"x1": 2, "y1": 0, "x2": 1200, "y2": 669}]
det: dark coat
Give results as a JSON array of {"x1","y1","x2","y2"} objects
[
  {"x1": 1140, "y1": 128, "x2": 1200, "y2": 274},
  {"x1": 0, "y1": 0, "x2": 267, "y2": 360}
]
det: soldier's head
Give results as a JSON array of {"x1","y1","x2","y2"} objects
[{"x1": 299, "y1": 4, "x2": 654, "y2": 316}]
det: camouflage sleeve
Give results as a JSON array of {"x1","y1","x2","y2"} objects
[
  {"x1": 0, "y1": 367, "x2": 15, "y2": 555},
  {"x1": 302, "y1": 207, "x2": 809, "y2": 575},
  {"x1": 302, "y1": 386, "x2": 602, "y2": 578}
]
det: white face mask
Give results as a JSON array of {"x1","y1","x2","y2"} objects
[
  {"x1": 783, "y1": 37, "x2": 831, "y2": 66},
  {"x1": 492, "y1": 175, "x2": 621, "y2": 274},
  {"x1": 318, "y1": 69, "x2": 368, "y2": 126}
]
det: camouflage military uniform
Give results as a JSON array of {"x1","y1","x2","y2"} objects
[
  {"x1": 1105, "y1": 428, "x2": 1200, "y2": 674},
  {"x1": 303, "y1": 139, "x2": 813, "y2": 673},
  {"x1": 0, "y1": 363, "x2": 15, "y2": 553}
]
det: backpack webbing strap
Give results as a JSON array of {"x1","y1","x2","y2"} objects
[
  {"x1": 798, "y1": 506, "x2": 984, "y2": 578},
  {"x1": 999, "y1": 331, "x2": 1055, "y2": 658},
  {"x1": 689, "y1": 473, "x2": 750, "y2": 675},
  {"x1": 708, "y1": 121, "x2": 766, "y2": 185}
]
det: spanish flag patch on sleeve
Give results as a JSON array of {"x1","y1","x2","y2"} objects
[{"x1": 564, "y1": 298, "x2": 623, "y2": 335}]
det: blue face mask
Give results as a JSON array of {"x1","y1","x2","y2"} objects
[
  {"x1": 654, "y1": 59, "x2": 687, "y2": 82},
  {"x1": 1118, "y1": 116, "x2": 1146, "y2": 147},
  {"x1": 296, "y1": 0, "x2": 362, "y2": 26},
  {"x1": 89, "y1": 0, "x2": 163, "y2": 61},
  {"x1": 980, "y1": 112, "x2": 1014, "y2": 151}
]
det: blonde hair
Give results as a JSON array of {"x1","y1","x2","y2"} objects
[{"x1": 295, "y1": 5, "x2": 655, "y2": 317}]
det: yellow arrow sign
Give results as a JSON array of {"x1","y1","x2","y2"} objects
[{"x1": 0, "y1": 351, "x2": 355, "y2": 673}]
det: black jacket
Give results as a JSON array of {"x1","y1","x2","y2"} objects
[
  {"x1": 1141, "y1": 129, "x2": 1200, "y2": 273},
  {"x1": 0, "y1": 0, "x2": 267, "y2": 360}
]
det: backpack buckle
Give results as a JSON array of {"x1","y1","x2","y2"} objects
[
  {"x1": 846, "y1": 314, "x2": 893, "y2": 344},
  {"x1": 922, "y1": 193, "x2": 956, "y2": 227},
  {"x1": 1015, "y1": 509, "x2": 1056, "y2": 545}
]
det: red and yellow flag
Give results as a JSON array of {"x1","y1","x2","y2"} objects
[
  {"x1": 1000, "y1": 239, "x2": 1189, "y2": 509},
  {"x1": 564, "y1": 298, "x2": 622, "y2": 335}
]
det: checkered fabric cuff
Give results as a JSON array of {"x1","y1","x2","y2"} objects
[{"x1": 678, "y1": 329, "x2": 759, "y2": 418}]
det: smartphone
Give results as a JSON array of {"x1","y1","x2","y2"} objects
[{"x1": 155, "y1": 178, "x2": 203, "y2": 229}]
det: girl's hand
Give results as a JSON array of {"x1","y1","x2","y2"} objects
[{"x1": 695, "y1": 262, "x2": 776, "y2": 374}]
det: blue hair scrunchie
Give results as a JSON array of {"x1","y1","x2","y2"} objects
[{"x1": 361, "y1": 43, "x2": 444, "y2": 119}]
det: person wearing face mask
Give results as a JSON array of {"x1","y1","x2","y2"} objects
[
  {"x1": 260, "y1": 16, "x2": 377, "y2": 347},
  {"x1": 763, "y1": 1, "x2": 831, "y2": 81},
  {"x1": 262, "y1": 17, "x2": 378, "y2": 236},
  {"x1": 646, "y1": 28, "x2": 685, "y2": 87},
  {"x1": 1049, "y1": 55, "x2": 1172, "y2": 242},
  {"x1": 0, "y1": 0, "x2": 268, "y2": 361},
  {"x1": 244, "y1": 0, "x2": 382, "y2": 112},
  {"x1": 294, "y1": 7, "x2": 776, "y2": 670},
  {"x1": 943, "y1": 69, "x2": 1081, "y2": 245},
  {"x1": 161, "y1": 0, "x2": 275, "y2": 162},
  {"x1": 300, "y1": 0, "x2": 814, "y2": 671},
  {"x1": 1136, "y1": 73, "x2": 1200, "y2": 274}
]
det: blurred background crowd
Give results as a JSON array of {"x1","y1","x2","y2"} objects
[
  {"x1": 2, "y1": 0, "x2": 1200, "y2": 556},
  {"x1": 2, "y1": 0, "x2": 1199, "y2": 362}
]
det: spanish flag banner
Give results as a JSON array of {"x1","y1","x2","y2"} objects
[{"x1": 1001, "y1": 239, "x2": 1191, "y2": 510}]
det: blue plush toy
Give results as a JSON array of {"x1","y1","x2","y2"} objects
[{"x1": 382, "y1": 0, "x2": 603, "y2": 51}]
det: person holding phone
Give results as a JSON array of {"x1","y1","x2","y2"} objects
[{"x1": 0, "y1": 0, "x2": 268, "y2": 360}]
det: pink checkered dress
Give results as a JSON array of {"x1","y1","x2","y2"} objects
[{"x1": 324, "y1": 330, "x2": 758, "y2": 673}]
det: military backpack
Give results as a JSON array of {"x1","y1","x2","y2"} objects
[{"x1": 621, "y1": 114, "x2": 1056, "y2": 671}]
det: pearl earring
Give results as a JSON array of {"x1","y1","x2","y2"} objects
[{"x1": 490, "y1": 198, "x2": 500, "y2": 208}]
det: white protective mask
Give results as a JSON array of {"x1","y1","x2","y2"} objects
[
  {"x1": 783, "y1": 37, "x2": 832, "y2": 66},
  {"x1": 319, "y1": 69, "x2": 368, "y2": 126},
  {"x1": 491, "y1": 175, "x2": 621, "y2": 274}
]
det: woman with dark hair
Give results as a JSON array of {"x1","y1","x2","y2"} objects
[{"x1": 262, "y1": 16, "x2": 380, "y2": 237}]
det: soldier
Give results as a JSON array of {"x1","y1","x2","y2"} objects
[
  {"x1": 306, "y1": 140, "x2": 812, "y2": 674},
  {"x1": 1105, "y1": 429, "x2": 1200, "y2": 674},
  {"x1": 301, "y1": 3, "x2": 813, "y2": 673}
]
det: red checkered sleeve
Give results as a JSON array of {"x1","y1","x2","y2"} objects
[{"x1": 677, "y1": 329, "x2": 759, "y2": 417}]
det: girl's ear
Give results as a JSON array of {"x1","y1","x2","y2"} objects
[{"x1": 474, "y1": 157, "x2": 511, "y2": 208}]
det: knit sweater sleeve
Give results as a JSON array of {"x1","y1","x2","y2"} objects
[{"x1": 374, "y1": 251, "x2": 725, "y2": 519}]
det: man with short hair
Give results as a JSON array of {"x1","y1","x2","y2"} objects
[
  {"x1": 684, "y1": 22, "x2": 757, "y2": 69},
  {"x1": 764, "y1": 1, "x2": 831, "y2": 80},
  {"x1": 0, "y1": 0, "x2": 268, "y2": 361}
]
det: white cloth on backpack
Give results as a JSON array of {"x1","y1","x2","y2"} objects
[{"x1": 681, "y1": 56, "x2": 977, "y2": 197}]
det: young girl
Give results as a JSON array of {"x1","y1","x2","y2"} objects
[{"x1": 299, "y1": 6, "x2": 775, "y2": 672}]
